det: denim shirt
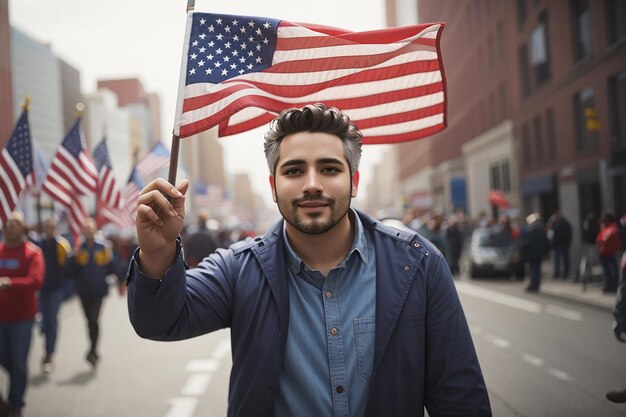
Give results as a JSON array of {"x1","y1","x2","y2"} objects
[{"x1": 273, "y1": 210, "x2": 376, "y2": 417}]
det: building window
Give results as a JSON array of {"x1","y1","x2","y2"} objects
[
  {"x1": 519, "y1": 44, "x2": 531, "y2": 97},
  {"x1": 533, "y1": 116, "x2": 544, "y2": 162},
  {"x1": 573, "y1": 87, "x2": 599, "y2": 151},
  {"x1": 570, "y1": 0, "x2": 592, "y2": 62},
  {"x1": 517, "y1": 0, "x2": 528, "y2": 28},
  {"x1": 490, "y1": 159, "x2": 512, "y2": 192},
  {"x1": 530, "y1": 11, "x2": 551, "y2": 87},
  {"x1": 608, "y1": 70, "x2": 626, "y2": 150},
  {"x1": 605, "y1": 0, "x2": 626, "y2": 46},
  {"x1": 546, "y1": 109, "x2": 557, "y2": 160},
  {"x1": 522, "y1": 123, "x2": 531, "y2": 165}
]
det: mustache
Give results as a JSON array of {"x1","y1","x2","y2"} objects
[{"x1": 293, "y1": 195, "x2": 335, "y2": 205}]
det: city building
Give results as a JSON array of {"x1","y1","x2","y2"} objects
[{"x1": 0, "y1": 0, "x2": 12, "y2": 143}]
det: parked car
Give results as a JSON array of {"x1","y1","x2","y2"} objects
[{"x1": 464, "y1": 227, "x2": 524, "y2": 279}]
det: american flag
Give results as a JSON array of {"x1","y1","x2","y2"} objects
[
  {"x1": 42, "y1": 119, "x2": 98, "y2": 244},
  {"x1": 194, "y1": 182, "x2": 223, "y2": 207},
  {"x1": 101, "y1": 167, "x2": 143, "y2": 229},
  {"x1": 174, "y1": 12, "x2": 446, "y2": 144},
  {"x1": 28, "y1": 142, "x2": 49, "y2": 197},
  {"x1": 93, "y1": 138, "x2": 122, "y2": 210},
  {"x1": 136, "y1": 142, "x2": 170, "y2": 178},
  {"x1": 0, "y1": 109, "x2": 34, "y2": 226}
]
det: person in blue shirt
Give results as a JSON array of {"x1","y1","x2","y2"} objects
[{"x1": 126, "y1": 103, "x2": 492, "y2": 417}]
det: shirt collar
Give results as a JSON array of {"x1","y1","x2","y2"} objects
[{"x1": 282, "y1": 208, "x2": 369, "y2": 274}]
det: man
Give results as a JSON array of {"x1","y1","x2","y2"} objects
[
  {"x1": 606, "y1": 252, "x2": 626, "y2": 403},
  {"x1": 127, "y1": 104, "x2": 491, "y2": 416},
  {"x1": 182, "y1": 210, "x2": 220, "y2": 267},
  {"x1": 548, "y1": 211, "x2": 572, "y2": 280},
  {"x1": 0, "y1": 212, "x2": 45, "y2": 417},
  {"x1": 72, "y1": 218, "x2": 117, "y2": 368},
  {"x1": 597, "y1": 211, "x2": 622, "y2": 293},
  {"x1": 38, "y1": 217, "x2": 72, "y2": 374},
  {"x1": 521, "y1": 213, "x2": 550, "y2": 293}
]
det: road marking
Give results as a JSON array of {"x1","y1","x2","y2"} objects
[
  {"x1": 485, "y1": 334, "x2": 511, "y2": 348},
  {"x1": 522, "y1": 354, "x2": 544, "y2": 367},
  {"x1": 545, "y1": 304, "x2": 582, "y2": 321},
  {"x1": 186, "y1": 359, "x2": 219, "y2": 373},
  {"x1": 456, "y1": 282, "x2": 541, "y2": 313},
  {"x1": 456, "y1": 282, "x2": 583, "y2": 321},
  {"x1": 181, "y1": 374, "x2": 213, "y2": 396},
  {"x1": 212, "y1": 339, "x2": 231, "y2": 360},
  {"x1": 549, "y1": 368, "x2": 574, "y2": 382},
  {"x1": 164, "y1": 398, "x2": 198, "y2": 417}
]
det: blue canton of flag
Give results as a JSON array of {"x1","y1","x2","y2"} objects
[
  {"x1": 93, "y1": 139, "x2": 114, "y2": 172},
  {"x1": 6, "y1": 112, "x2": 33, "y2": 178},
  {"x1": 186, "y1": 13, "x2": 279, "y2": 85},
  {"x1": 63, "y1": 122, "x2": 88, "y2": 157}
]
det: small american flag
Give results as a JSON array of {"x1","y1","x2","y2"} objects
[
  {"x1": 28, "y1": 142, "x2": 49, "y2": 197},
  {"x1": 93, "y1": 138, "x2": 122, "y2": 210},
  {"x1": 174, "y1": 12, "x2": 446, "y2": 144},
  {"x1": 136, "y1": 142, "x2": 170, "y2": 178},
  {"x1": 102, "y1": 167, "x2": 144, "y2": 229},
  {"x1": 0, "y1": 109, "x2": 34, "y2": 226},
  {"x1": 42, "y1": 119, "x2": 98, "y2": 244},
  {"x1": 194, "y1": 182, "x2": 223, "y2": 207}
]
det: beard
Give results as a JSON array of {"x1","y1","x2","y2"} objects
[{"x1": 277, "y1": 192, "x2": 352, "y2": 235}]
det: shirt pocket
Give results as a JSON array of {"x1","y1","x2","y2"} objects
[{"x1": 354, "y1": 316, "x2": 376, "y2": 379}]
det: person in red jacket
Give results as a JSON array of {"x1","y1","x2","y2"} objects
[
  {"x1": 597, "y1": 211, "x2": 622, "y2": 293},
  {"x1": 0, "y1": 211, "x2": 45, "y2": 417}
]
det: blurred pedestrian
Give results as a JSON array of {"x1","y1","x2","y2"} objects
[
  {"x1": 606, "y1": 252, "x2": 626, "y2": 403},
  {"x1": 183, "y1": 210, "x2": 220, "y2": 267},
  {"x1": 597, "y1": 211, "x2": 622, "y2": 293},
  {"x1": 0, "y1": 212, "x2": 45, "y2": 417},
  {"x1": 445, "y1": 215, "x2": 462, "y2": 275},
  {"x1": 418, "y1": 212, "x2": 449, "y2": 260},
  {"x1": 37, "y1": 217, "x2": 72, "y2": 374},
  {"x1": 72, "y1": 218, "x2": 119, "y2": 368},
  {"x1": 127, "y1": 104, "x2": 491, "y2": 416},
  {"x1": 548, "y1": 211, "x2": 572, "y2": 280},
  {"x1": 521, "y1": 213, "x2": 550, "y2": 292}
]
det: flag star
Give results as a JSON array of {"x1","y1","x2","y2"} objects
[
  {"x1": 190, "y1": 53, "x2": 198, "y2": 60},
  {"x1": 256, "y1": 44, "x2": 261, "y2": 51},
  {"x1": 189, "y1": 68, "x2": 196, "y2": 75},
  {"x1": 232, "y1": 50, "x2": 239, "y2": 56},
  {"x1": 248, "y1": 20, "x2": 255, "y2": 27},
  {"x1": 215, "y1": 48, "x2": 223, "y2": 54},
  {"x1": 216, "y1": 33, "x2": 224, "y2": 41},
  {"x1": 247, "y1": 63, "x2": 253, "y2": 69},
  {"x1": 200, "y1": 18, "x2": 206, "y2": 25},
  {"x1": 256, "y1": 28, "x2": 262, "y2": 36},
  {"x1": 232, "y1": 19, "x2": 239, "y2": 26},
  {"x1": 206, "y1": 68, "x2": 212, "y2": 75},
  {"x1": 223, "y1": 56, "x2": 230, "y2": 62},
  {"x1": 198, "y1": 60, "x2": 205, "y2": 66},
  {"x1": 263, "y1": 22, "x2": 271, "y2": 29},
  {"x1": 248, "y1": 36, "x2": 254, "y2": 42},
  {"x1": 255, "y1": 56, "x2": 262, "y2": 63},
  {"x1": 192, "y1": 40, "x2": 199, "y2": 46},
  {"x1": 199, "y1": 33, "x2": 206, "y2": 39},
  {"x1": 224, "y1": 41, "x2": 231, "y2": 48},
  {"x1": 216, "y1": 18, "x2": 223, "y2": 25},
  {"x1": 263, "y1": 37, "x2": 269, "y2": 44},
  {"x1": 240, "y1": 26, "x2": 246, "y2": 33},
  {"x1": 208, "y1": 41, "x2": 215, "y2": 47},
  {"x1": 214, "y1": 61, "x2": 221, "y2": 67},
  {"x1": 208, "y1": 25, "x2": 215, "y2": 32},
  {"x1": 233, "y1": 35, "x2": 239, "y2": 41},
  {"x1": 230, "y1": 63, "x2": 237, "y2": 69},
  {"x1": 239, "y1": 69, "x2": 245, "y2": 74},
  {"x1": 248, "y1": 50, "x2": 254, "y2": 57},
  {"x1": 222, "y1": 69, "x2": 228, "y2": 75},
  {"x1": 225, "y1": 26, "x2": 231, "y2": 33},
  {"x1": 207, "y1": 54, "x2": 214, "y2": 60},
  {"x1": 239, "y1": 57, "x2": 246, "y2": 63},
  {"x1": 199, "y1": 47, "x2": 206, "y2": 53},
  {"x1": 240, "y1": 42, "x2": 247, "y2": 49}
]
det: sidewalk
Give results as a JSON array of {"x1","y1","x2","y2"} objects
[{"x1": 540, "y1": 278, "x2": 616, "y2": 311}]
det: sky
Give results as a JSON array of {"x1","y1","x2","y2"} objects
[{"x1": 9, "y1": 0, "x2": 392, "y2": 207}]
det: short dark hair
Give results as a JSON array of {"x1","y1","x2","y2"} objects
[{"x1": 263, "y1": 103, "x2": 362, "y2": 176}]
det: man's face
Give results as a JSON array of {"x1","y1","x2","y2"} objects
[
  {"x1": 270, "y1": 132, "x2": 358, "y2": 235},
  {"x1": 43, "y1": 219, "x2": 57, "y2": 238},
  {"x1": 82, "y1": 220, "x2": 96, "y2": 240},
  {"x1": 2, "y1": 217, "x2": 25, "y2": 244}
]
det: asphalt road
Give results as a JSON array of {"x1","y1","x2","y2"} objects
[{"x1": 1, "y1": 276, "x2": 624, "y2": 417}]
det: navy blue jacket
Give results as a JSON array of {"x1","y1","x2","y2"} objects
[
  {"x1": 38, "y1": 235, "x2": 72, "y2": 293},
  {"x1": 127, "y1": 210, "x2": 491, "y2": 417}
]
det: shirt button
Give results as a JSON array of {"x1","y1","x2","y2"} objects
[
  {"x1": 404, "y1": 265, "x2": 410, "y2": 271},
  {"x1": 325, "y1": 290, "x2": 333, "y2": 299},
  {"x1": 330, "y1": 327, "x2": 338, "y2": 336},
  {"x1": 336, "y1": 385, "x2": 344, "y2": 393},
  {"x1": 303, "y1": 266, "x2": 309, "y2": 271}
]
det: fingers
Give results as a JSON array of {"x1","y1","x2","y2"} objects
[
  {"x1": 172, "y1": 180, "x2": 190, "y2": 214},
  {"x1": 138, "y1": 189, "x2": 179, "y2": 218}
]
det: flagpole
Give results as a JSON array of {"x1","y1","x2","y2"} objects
[{"x1": 168, "y1": 0, "x2": 195, "y2": 188}]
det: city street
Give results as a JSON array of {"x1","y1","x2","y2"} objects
[{"x1": 2, "y1": 276, "x2": 624, "y2": 417}]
